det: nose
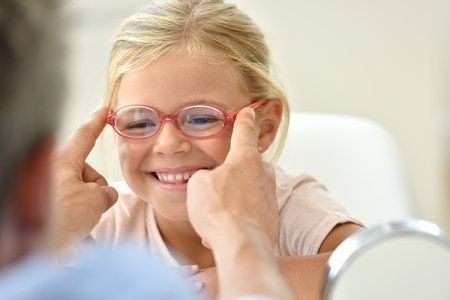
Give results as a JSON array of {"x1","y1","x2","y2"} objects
[{"x1": 152, "y1": 121, "x2": 191, "y2": 156}]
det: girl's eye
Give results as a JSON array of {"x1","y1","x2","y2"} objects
[
  {"x1": 187, "y1": 115, "x2": 220, "y2": 125},
  {"x1": 125, "y1": 119, "x2": 156, "y2": 129}
]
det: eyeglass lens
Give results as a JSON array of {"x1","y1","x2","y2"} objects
[{"x1": 115, "y1": 106, "x2": 226, "y2": 138}]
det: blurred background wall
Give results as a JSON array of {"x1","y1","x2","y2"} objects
[{"x1": 60, "y1": 0, "x2": 450, "y2": 230}]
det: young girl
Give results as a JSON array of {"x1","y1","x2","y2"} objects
[{"x1": 92, "y1": 0, "x2": 362, "y2": 297}]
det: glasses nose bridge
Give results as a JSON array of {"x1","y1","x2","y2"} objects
[
  {"x1": 159, "y1": 113, "x2": 178, "y2": 124},
  {"x1": 158, "y1": 113, "x2": 181, "y2": 133}
]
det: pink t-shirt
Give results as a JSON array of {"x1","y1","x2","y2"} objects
[{"x1": 91, "y1": 168, "x2": 361, "y2": 266}]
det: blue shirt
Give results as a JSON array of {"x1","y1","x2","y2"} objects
[{"x1": 0, "y1": 245, "x2": 196, "y2": 300}]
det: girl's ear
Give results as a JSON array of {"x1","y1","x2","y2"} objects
[{"x1": 255, "y1": 99, "x2": 282, "y2": 153}]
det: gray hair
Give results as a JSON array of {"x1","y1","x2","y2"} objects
[{"x1": 0, "y1": 0, "x2": 64, "y2": 214}]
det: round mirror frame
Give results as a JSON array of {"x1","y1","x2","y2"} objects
[{"x1": 322, "y1": 219, "x2": 450, "y2": 299}]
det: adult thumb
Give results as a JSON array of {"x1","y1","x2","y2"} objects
[
  {"x1": 227, "y1": 107, "x2": 258, "y2": 159},
  {"x1": 101, "y1": 185, "x2": 118, "y2": 203}
]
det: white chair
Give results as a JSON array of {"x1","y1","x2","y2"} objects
[{"x1": 276, "y1": 112, "x2": 416, "y2": 226}]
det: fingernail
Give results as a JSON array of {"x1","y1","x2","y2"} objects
[
  {"x1": 245, "y1": 107, "x2": 256, "y2": 119},
  {"x1": 248, "y1": 107, "x2": 255, "y2": 119},
  {"x1": 201, "y1": 239, "x2": 211, "y2": 249},
  {"x1": 192, "y1": 280, "x2": 204, "y2": 293},
  {"x1": 103, "y1": 186, "x2": 117, "y2": 202},
  {"x1": 189, "y1": 264, "x2": 199, "y2": 272},
  {"x1": 180, "y1": 264, "x2": 199, "y2": 275}
]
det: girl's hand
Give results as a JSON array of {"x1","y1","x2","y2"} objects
[{"x1": 51, "y1": 107, "x2": 118, "y2": 250}]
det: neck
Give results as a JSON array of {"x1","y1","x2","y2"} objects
[{"x1": 154, "y1": 211, "x2": 215, "y2": 268}]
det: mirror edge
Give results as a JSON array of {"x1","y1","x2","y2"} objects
[{"x1": 322, "y1": 219, "x2": 450, "y2": 300}]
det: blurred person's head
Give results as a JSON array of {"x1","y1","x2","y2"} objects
[{"x1": 0, "y1": 0, "x2": 63, "y2": 267}]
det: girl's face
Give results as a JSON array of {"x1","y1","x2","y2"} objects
[{"x1": 115, "y1": 52, "x2": 252, "y2": 221}]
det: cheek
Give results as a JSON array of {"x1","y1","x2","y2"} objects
[
  {"x1": 117, "y1": 139, "x2": 150, "y2": 174},
  {"x1": 195, "y1": 126, "x2": 233, "y2": 165}
]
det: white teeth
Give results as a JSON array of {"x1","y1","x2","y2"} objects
[{"x1": 154, "y1": 171, "x2": 198, "y2": 183}]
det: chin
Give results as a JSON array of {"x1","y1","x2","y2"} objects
[
  {"x1": 129, "y1": 177, "x2": 192, "y2": 221},
  {"x1": 152, "y1": 197, "x2": 190, "y2": 222}
]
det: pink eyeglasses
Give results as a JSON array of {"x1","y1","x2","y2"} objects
[{"x1": 106, "y1": 99, "x2": 268, "y2": 139}]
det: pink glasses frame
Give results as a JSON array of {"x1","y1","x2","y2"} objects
[{"x1": 106, "y1": 99, "x2": 268, "y2": 139}]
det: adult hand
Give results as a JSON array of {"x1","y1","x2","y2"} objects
[
  {"x1": 176, "y1": 265, "x2": 204, "y2": 295},
  {"x1": 178, "y1": 265, "x2": 217, "y2": 298},
  {"x1": 189, "y1": 267, "x2": 218, "y2": 299},
  {"x1": 51, "y1": 107, "x2": 118, "y2": 250},
  {"x1": 187, "y1": 108, "x2": 296, "y2": 300},
  {"x1": 186, "y1": 107, "x2": 278, "y2": 250}
]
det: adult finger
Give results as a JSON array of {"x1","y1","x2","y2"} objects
[
  {"x1": 191, "y1": 280, "x2": 204, "y2": 293},
  {"x1": 187, "y1": 168, "x2": 210, "y2": 183},
  {"x1": 60, "y1": 107, "x2": 109, "y2": 166},
  {"x1": 100, "y1": 185, "x2": 119, "y2": 203},
  {"x1": 227, "y1": 107, "x2": 258, "y2": 158},
  {"x1": 178, "y1": 265, "x2": 200, "y2": 277},
  {"x1": 263, "y1": 162, "x2": 275, "y2": 176},
  {"x1": 88, "y1": 183, "x2": 117, "y2": 210},
  {"x1": 83, "y1": 162, "x2": 108, "y2": 186},
  {"x1": 201, "y1": 239, "x2": 211, "y2": 249}
]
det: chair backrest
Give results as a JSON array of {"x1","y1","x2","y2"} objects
[{"x1": 276, "y1": 112, "x2": 416, "y2": 226}]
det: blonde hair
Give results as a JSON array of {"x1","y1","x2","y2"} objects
[{"x1": 103, "y1": 0, "x2": 289, "y2": 161}]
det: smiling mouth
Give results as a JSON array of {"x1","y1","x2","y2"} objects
[{"x1": 149, "y1": 169, "x2": 207, "y2": 184}]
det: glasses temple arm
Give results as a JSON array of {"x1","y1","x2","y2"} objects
[{"x1": 228, "y1": 99, "x2": 268, "y2": 121}]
